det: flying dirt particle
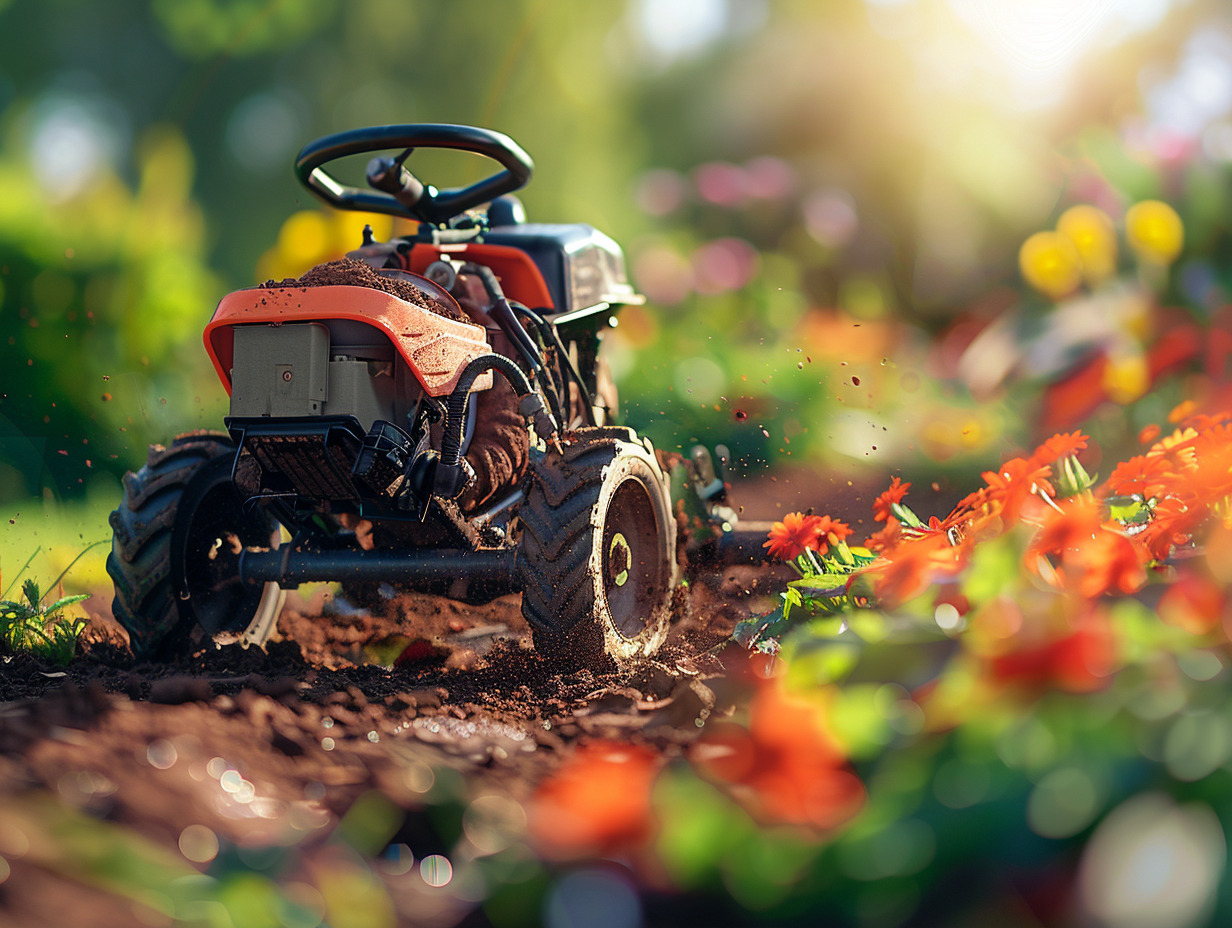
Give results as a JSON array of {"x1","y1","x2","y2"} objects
[
  {"x1": 85, "y1": 460, "x2": 92, "y2": 468},
  {"x1": 160, "y1": 397, "x2": 167, "y2": 405},
  {"x1": 852, "y1": 376, "x2": 861, "y2": 386},
  {"x1": 102, "y1": 375, "x2": 110, "y2": 381},
  {"x1": 797, "y1": 362, "x2": 803, "y2": 369},
  {"x1": 872, "y1": 446, "x2": 877, "y2": 450},
  {"x1": 101, "y1": 393, "x2": 112, "y2": 402},
  {"x1": 57, "y1": 449, "x2": 67, "y2": 456},
  {"x1": 760, "y1": 427, "x2": 770, "y2": 438},
  {"x1": 932, "y1": 482, "x2": 941, "y2": 492}
]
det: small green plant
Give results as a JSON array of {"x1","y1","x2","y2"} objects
[
  {"x1": 0, "y1": 542, "x2": 103, "y2": 665},
  {"x1": 0, "y1": 577, "x2": 90, "y2": 665}
]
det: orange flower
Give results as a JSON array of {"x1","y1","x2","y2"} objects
[
  {"x1": 528, "y1": 741, "x2": 661, "y2": 857},
  {"x1": 813, "y1": 515, "x2": 853, "y2": 555},
  {"x1": 764, "y1": 513, "x2": 851, "y2": 559},
  {"x1": 1028, "y1": 498, "x2": 1148, "y2": 597},
  {"x1": 692, "y1": 671, "x2": 865, "y2": 831},
  {"x1": 982, "y1": 457, "x2": 1054, "y2": 525},
  {"x1": 1169, "y1": 399, "x2": 1198, "y2": 423},
  {"x1": 1187, "y1": 425, "x2": 1232, "y2": 502},
  {"x1": 864, "y1": 520, "x2": 901, "y2": 552},
  {"x1": 1106, "y1": 454, "x2": 1174, "y2": 499},
  {"x1": 868, "y1": 533, "x2": 967, "y2": 607},
  {"x1": 1031, "y1": 431, "x2": 1089, "y2": 466},
  {"x1": 941, "y1": 487, "x2": 1005, "y2": 544},
  {"x1": 872, "y1": 477, "x2": 911, "y2": 523},
  {"x1": 763, "y1": 512, "x2": 823, "y2": 560},
  {"x1": 1135, "y1": 495, "x2": 1206, "y2": 561},
  {"x1": 1146, "y1": 427, "x2": 1199, "y2": 471}
]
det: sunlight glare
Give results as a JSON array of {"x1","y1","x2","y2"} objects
[
  {"x1": 945, "y1": 0, "x2": 1178, "y2": 105},
  {"x1": 951, "y1": 0, "x2": 1116, "y2": 77}
]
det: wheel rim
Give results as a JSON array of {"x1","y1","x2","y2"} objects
[
  {"x1": 602, "y1": 476, "x2": 667, "y2": 640},
  {"x1": 178, "y1": 479, "x2": 278, "y2": 635}
]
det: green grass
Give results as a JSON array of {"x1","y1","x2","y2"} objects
[{"x1": 1, "y1": 493, "x2": 115, "y2": 664}]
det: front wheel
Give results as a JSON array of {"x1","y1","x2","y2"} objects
[
  {"x1": 516, "y1": 427, "x2": 677, "y2": 667},
  {"x1": 107, "y1": 432, "x2": 285, "y2": 658}
]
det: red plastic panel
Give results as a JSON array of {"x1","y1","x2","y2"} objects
[
  {"x1": 405, "y1": 242, "x2": 555, "y2": 310},
  {"x1": 204, "y1": 285, "x2": 495, "y2": 397}
]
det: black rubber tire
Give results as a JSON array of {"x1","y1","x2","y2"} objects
[
  {"x1": 107, "y1": 432, "x2": 284, "y2": 658},
  {"x1": 516, "y1": 426, "x2": 677, "y2": 667}
]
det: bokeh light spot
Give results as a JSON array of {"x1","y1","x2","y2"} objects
[
  {"x1": 1027, "y1": 767, "x2": 1099, "y2": 838},
  {"x1": 179, "y1": 824, "x2": 219, "y2": 864},
  {"x1": 545, "y1": 867, "x2": 641, "y2": 928},
  {"x1": 1080, "y1": 794, "x2": 1225, "y2": 928},
  {"x1": 420, "y1": 854, "x2": 453, "y2": 888}
]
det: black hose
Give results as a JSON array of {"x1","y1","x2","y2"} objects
[
  {"x1": 509, "y1": 302, "x2": 597, "y2": 427},
  {"x1": 508, "y1": 304, "x2": 566, "y2": 414},
  {"x1": 441, "y1": 354, "x2": 536, "y2": 467},
  {"x1": 459, "y1": 262, "x2": 567, "y2": 429}
]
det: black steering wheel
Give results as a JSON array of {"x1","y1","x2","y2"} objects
[{"x1": 295, "y1": 124, "x2": 534, "y2": 226}]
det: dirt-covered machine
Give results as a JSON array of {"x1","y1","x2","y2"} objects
[
  {"x1": 107, "y1": 124, "x2": 756, "y2": 668},
  {"x1": 110, "y1": 123, "x2": 768, "y2": 665}
]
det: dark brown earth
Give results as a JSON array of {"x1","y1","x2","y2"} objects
[
  {"x1": 261, "y1": 257, "x2": 468, "y2": 322},
  {"x1": 0, "y1": 550, "x2": 787, "y2": 926}
]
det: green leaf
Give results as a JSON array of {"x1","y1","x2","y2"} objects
[
  {"x1": 733, "y1": 606, "x2": 793, "y2": 649},
  {"x1": 1108, "y1": 496, "x2": 1145, "y2": 523},
  {"x1": 45, "y1": 594, "x2": 90, "y2": 615},
  {"x1": 789, "y1": 574, "x2": 851, "y2": 596},
  {"x1": 21, "y1": 578, "x2": 41, "y2": 609}
]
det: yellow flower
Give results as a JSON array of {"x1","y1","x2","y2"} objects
[
  {"x1": 1057, "y1": 205, "x2": 1116, "y2": 285},
  {"x1": 255, "y1": 210, "x2": 398, "y2": 282},
  {"x1": 1019, "y1": 231, "x2": 1082, "y2": 299},
  {"x1": 276, "y1": 210, "x2": 333, "y2": 269},
  {"x1": 1102, "y1": 350, "x2": 1149, "y2": 405},
  {"x1": 1126, "y1": 200, "x2": 1183, "y2": 265}
]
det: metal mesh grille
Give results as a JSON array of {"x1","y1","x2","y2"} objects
[{"x1": 249, "y1": 433, "x2": 358, "y2": 500}]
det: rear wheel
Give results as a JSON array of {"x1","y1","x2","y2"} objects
[
  {"x1": 516, "y1": 427, "x2": 677, "y2": 667},
  {"x1": 107, "y1": 432, "x2": 285, "y2": 658}
]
